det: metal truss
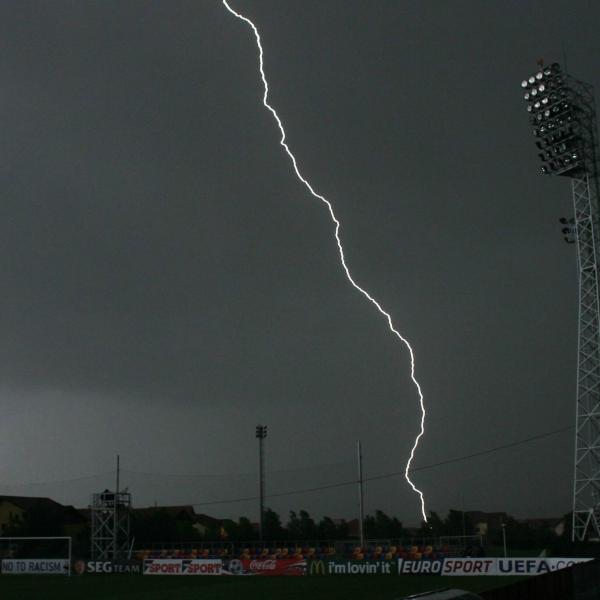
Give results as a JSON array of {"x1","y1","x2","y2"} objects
[
  {"x1": 570, "y1": 76, "x2": 600, "y2": 541},
  {"x1": 90, "y1": 491, "x2": 131, "y2": 561}
]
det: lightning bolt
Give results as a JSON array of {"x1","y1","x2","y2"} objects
[{"x1": 222, "y1": 0, "x2": 427, "y2": 522}]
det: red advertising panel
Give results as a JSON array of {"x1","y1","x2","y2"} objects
[{"x1": 223, "y1": 558, "x2": 305, "y2": 576}]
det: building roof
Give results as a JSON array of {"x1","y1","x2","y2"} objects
[
  {"x1": 0, "y1": 495, "x2": 86, "y2": 525},
  {"x1": 0, "y1": 495, "x2": 64, "y2": 512}
]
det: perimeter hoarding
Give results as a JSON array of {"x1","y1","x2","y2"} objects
[
  {"x1": 143, "y1": 558, "x2": 305, "y2": 576},
  {"x1": 73, "y1": 560, "x2": 141, "y2": 575},
  {"x1": 308, "y1": 560, "x2": 395, "y2": 576},
  {"x1": 398, "y1": 557, "x2": 594, "y2": 576},
  {"x1": 223, "y1": 558, "x2": 306, "y2": 576},
  {"x1": 1, "y1": 559, "x2": 70, "y2": 575},
  {"x1": 143, "y1": 559, "x2": 222, "y2": 575}
]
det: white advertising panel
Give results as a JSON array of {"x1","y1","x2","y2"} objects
[
  {"x1": 430, "y1": 557, "x2": 594, "y2": 576},
  {"x1": 495, "y1": 557, "x2": 593, "y2": 575},
  {"x1": 1, "y1": 559, "x2": 69, "y2": 575},
  {"x1": 143, "y1": 559, "x2": 183, "y2": 575},
  {"x1": 182, "y1": 559, "x2": 222, "y2": 575},
  {"x1": 143, "y1": 558, "x2": 223, "y2": 575},
  {"x1": 441, "y1": 558, "x2": 497, "y2": 576}
]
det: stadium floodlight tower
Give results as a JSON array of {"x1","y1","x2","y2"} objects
[{"x1": 520, "y1": 61, "x2": 600, "y2": 541}]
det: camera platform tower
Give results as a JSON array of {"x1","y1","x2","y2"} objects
[
  {"x1": 520, "y1": 62, "x2": 600, "y2": 541},
  {"x1": 90, "y1": 489, "x2": 132, "y2": 561}
]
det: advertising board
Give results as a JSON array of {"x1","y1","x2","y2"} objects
[
  {"x1": 73, "y1": 560, "x2": 141, "y2": 575},
  {"x1": 182, "y1": 559, "x2": 222, "y2": 575},
  {"x1": 222, "y1": 558, "x2": 306, "y2": 576},
  {"x1": 495, "y1": 557, "x2": 593, "y2": 575},
  {"x1": 308, "y1": 560, "x2": 394, "y2": 576},
  {"x1": 437, "y1": 557, "x2": 594, "y2": 576},
  {"x1": 143, "y1": 559, "x2": 222, "y2": 575},
  {"x1": 397, "y1": 558, "x2": 444, "y2": 575},
  {"x1": 1, "y1": 559, "x2": 70, "y2": 575},
  {"x1": 144, "y1": 559, "x2": 182, "y2": 575}
]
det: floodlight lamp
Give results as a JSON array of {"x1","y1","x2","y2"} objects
[
  {"x1": 541, "y1": 165, "x2": 549, "y2": 174},
  {"x1": 528, "y1": 76, "x2": 536, "y2": 84},
  {"x1": 541, "y1": 97, "x2": 549, "y2": 106},
  {"x1": 524, "y1": 92, "x2": 531, "y2": 100},
  {"x1": 536, "y1": 71, "x2": 543, "y2": 80},
  {"x1": 538, "y1": 83, "x2": 546, "y2": 93},
  {"x1": 531, "y1": 88, "x2": 538, "y2": 96},
  {"x1": 543, "y1": 67, "x2": 552, "y2": 76},
  {"x1": 544, "y1": 109, "x2": 551, "y2": 118},
  {"x1": 534, "y1": 101, "x2": 541, "y2": 109},
  {"x1": 521, "y1": 80, "x2": 528, "y2": 88}
]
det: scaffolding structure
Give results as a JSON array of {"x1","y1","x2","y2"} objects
[
  {"x1": 521, "y1": 63, "x2": 600, "y2": 541},
  {"x1": 90, "y1": 490, "x2": 132, "y2": 560}
]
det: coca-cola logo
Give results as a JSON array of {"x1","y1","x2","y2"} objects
[{"x1": 249, "y1": 560, "x2": 276, "y2": 570}]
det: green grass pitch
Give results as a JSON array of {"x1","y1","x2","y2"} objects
[{"x1": 0, "y1": 574, "x2": 522, "y2": 599}]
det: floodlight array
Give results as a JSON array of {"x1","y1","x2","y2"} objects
[{"x1": 521, "y1": 63, "x2": 584, "y2": 176}]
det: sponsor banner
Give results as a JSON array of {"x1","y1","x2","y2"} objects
[
  {"x1": 1, "y1": 559, "x2": 69, "y2": 575},
  {"x1": 441, "y1": 558, "x2": 497, "y2": 576},
  {"x1": 308, "y1": 560, "x2": 395, "y2": 576},
  {"x1": 495, "y1": 557, "x2": 593, "y2": 576},
  {"x1": 182, "y1": 559, "x2": 222, "y2": 576},
  {"x1": 223, "y1": 558, "x2": 306, "y2": 576},
  {"x1": 143, "y1": 559, "x2": 184, "y2": 575},
  {"x1": 440, "y1": 557, "x2": 594, "y2": 576},
  {"x1": 143, "y1": 559, "x2": 222, "y2": 575},
  {"x1": 397, "y1": 559, "x2": 444, "y2": 575},
  {"x1": 73, "y1": 560, "x2": 142, "y2": 575}
]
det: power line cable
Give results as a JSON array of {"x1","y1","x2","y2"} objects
[
  {"x1": 122, "y1": 459, "x2": 354, "y2": 480},
  {"x1": 370, "y1": 424, "x2": 573, "y2": 482},
  {"x1": 0, "y1": 426, "x2": 570, "y2": 494},
  {"x1": 0, "y1": 470, "x2": 116, "y2": 488},
  {"x1": 190, "y1": 425, "x2": 573, "y2": 507}
]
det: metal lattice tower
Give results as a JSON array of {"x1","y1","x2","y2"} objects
[
  {"x1": 520, "y1": 63, "x2": 600, "y2": 541},
  {"x1": 90, "y1": 490, "x2": 132, "y2": 560}
]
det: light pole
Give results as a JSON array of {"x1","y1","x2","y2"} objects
[
  {"x1": 256, "y1": 425, "x2": 267, "y2": 541},
  {"x1": 501, "y1": 523, "x2": 507, "y2": 558},
  {"x1": 519, "y1": 61, "x2": 600, "y2": 541},
  {"x1": 357, "y1": 441, "x2": 365, "y2": 548}
]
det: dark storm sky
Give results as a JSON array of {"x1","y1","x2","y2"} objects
[{"x1": 0, "y1": 0, "x2": 598, "y2": 525}]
